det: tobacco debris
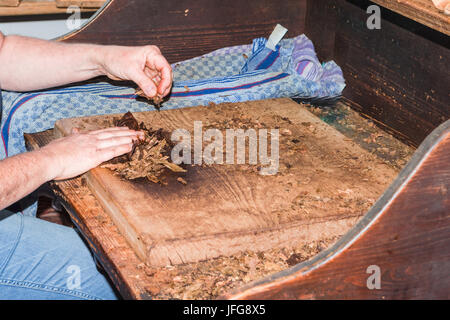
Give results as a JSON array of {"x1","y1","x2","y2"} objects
[
  {"x1": 101, "y1": 112, "x2": 186, "y2": 184},
  {"x1": 144, "y1": 236, "x2": 339, "y2": 300},
  {"x1": 135, "y1": 88, "x2": 164, "y2": 110}
]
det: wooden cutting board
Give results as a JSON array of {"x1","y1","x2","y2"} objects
[{"x1": 54, "y1": 98, "x2": 399, "y2": 266}]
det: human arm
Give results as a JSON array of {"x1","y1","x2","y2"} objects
[
  {"x1": 0, "y1": 127, "x2": 142, "y2": 211},
  {"x1": 0, "y1": 32, "x2": 172, "y2": 98}
]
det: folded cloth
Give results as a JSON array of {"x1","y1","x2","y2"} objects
[
  {"x1": 0, "y1": 34, "x2": 345, "y2": 216},
  {"x1": 163, "y1": 34, "x2": 344, "y2": 108},
  {"x1": 240, "y1": 38, "x2": 286, "y2": 73},
  {"x1": 241, "y1": 35, "x2": 322, "y2": 80},
  {"x1": 290, "y1": 35, "x2": 324, "y2": 81}
]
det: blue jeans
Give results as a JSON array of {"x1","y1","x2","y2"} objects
[{"x1": 0, "y1": 211, "x2": 118, "y2": 300}]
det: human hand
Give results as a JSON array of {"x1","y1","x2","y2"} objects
[
  {"x1": 41, "y1": 127, "x2": 143, "y2": 181},
  {"x1": 99, "y1": 45, "x2": 173, "y2": 99}
]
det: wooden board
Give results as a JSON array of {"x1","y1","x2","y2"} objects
[
  {"x1": 54, "y1": 98, "x2": 401, "y2": 267},
  {"x1": 0, "y1": 0, "x2": 20, "y2": 7},
  {"x1": 59, "y1": 0, "x2": 306, "y2": 65},
  {"x1": 224, "y1": 120, "x2": 450, "y2": 299},
  {"x1": 372, "y1": 0, "x2": 450, "y2": 36},
  {"x1": 56, "y1": 0, "x2": 106, "y2": 8},
  {"x1": 0, "y1": 0, "x2": 99, "y2": 15}
]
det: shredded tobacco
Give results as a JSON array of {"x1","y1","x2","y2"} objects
[{"x1": 101, "y1": 112, "x2": 186, "y2": 184}]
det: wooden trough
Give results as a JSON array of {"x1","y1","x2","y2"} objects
[{"x1": 24, "y1": 0, "x2": 449, "y2": 299}]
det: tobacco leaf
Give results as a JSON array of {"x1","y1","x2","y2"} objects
[
  {"x1": 101, "y1": 112, "x2": 186, "y2": 184},
  {"x1": 135, "y1": 88, "x2": 163, "y2": 110}
]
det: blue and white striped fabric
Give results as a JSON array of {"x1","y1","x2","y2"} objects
[
  {"x1": 168, "y1": 34, "x2": 344, "y2": 107},
  {"x1": 1, "y1": 34, "x2": 346, "y2": 215}
]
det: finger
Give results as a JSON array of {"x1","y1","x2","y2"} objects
[
  {"x1": 144, "y1": 66, "x2": 159, "y2": 81},
  {"x1": 148, "y1": 55, "x2": 172, "y2": 97},
  {"x1": 154, "y1": 75, "x2": 162, "y2": 86},
  {"x1": 161, "y1": 68, "x2": 173, "y2": 97},
  {"x1": 96, "y1": 132, "x2": 143, "y2": 142},
  {"x1": 96, "y1": 136, "x2": 137, "y2": 150},
  {"x1": 98, "y1": 143, "x2": 134, "y2": 162},
  {"x1": 88, "y1": 127, "x2": 130, "y2": 135},
  {"x1": 132, "y1": 68, "x2": 158, "y2": 98},
  {"x1": 151, "y1": 75, "x2": 162, "y2": 88},
  {"x1": 148, "y1": 45, "x2": 161, "y2": 55},
  {"x1": 144, "y1": 67, "x2": 161, "y2": 85},
  {"x1": 159, "y1": 66, "x2": 172, "y2": 97}
]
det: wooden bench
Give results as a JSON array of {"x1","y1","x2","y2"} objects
[{"x1": 24, "y1": 0, "x2": 449, "y2": 299}]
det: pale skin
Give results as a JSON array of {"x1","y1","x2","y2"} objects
[{"x1": 0, "y1": 33, "x2": 173, "y2": 210}]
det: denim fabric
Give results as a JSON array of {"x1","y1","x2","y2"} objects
[{"x1": 0, "y1": 212, "x2": 118, "y2": 300}]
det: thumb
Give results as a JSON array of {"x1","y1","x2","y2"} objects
[{"x1": 131, "y1": 69, "x2": 157, "y2": 98}]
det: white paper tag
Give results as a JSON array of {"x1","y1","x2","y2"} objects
[{"x1": 266, "y1": 24, "x2": 288, "y2": 51}]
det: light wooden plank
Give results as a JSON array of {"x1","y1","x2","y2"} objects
[
  {"x1": 0, "y1": 0, "x2": 98, "y2": 16},
  {"x1": 55, "y1": 0, "x2": 106, "y2": 8},
  {"x1": 0, "y1": 0, "x2": 20, "y2": 7},
  {"x1": 372, "y1": 0, "x2": 450, "y2": 35}
]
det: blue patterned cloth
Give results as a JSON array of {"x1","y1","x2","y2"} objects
[{"x1": 0, "y1": 34, "x2": 345, "y2": 215}]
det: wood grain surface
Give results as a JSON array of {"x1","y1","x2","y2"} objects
[
  {"x1": 0, "y1": 0, "x2": 99, "y2": 15},
  {"x1": 306, "y1": 0, "x2": 450, "y2": 147},
  {"x1": 224, "y1": 120, "x2": 450, "y2": 299},
  {"x1": 55, "y1": 0, "x2": 106, "y2": 8},
  {"x1": 59, "y1": 0, "x2": 306, "y2": 64},
  {"x1": 0, "y1": 0, "x2": 20, "y2": 7},
  {"x1": 372, "y1": 0, "x2": 450, "y2": 35},
  {"x1": 53, "y1": 98, "x2": 400, "y2": 267}
]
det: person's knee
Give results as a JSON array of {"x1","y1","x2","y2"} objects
[
  {"x1": 20, "y1": 215, "x2": 96, "y2": 266},
  {"x1": 1, "y1": 215, "x2": 118, "y2": 300}
]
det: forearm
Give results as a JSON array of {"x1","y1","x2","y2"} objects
[
  {"x1": 0, "y1": 32, "x2": 172, "y2": 97},
  {"x1": 0, "y1": 34, "x2": 106, "y2": 91},
  {"x1": 0, "y1": 149, "x2": 54, "y2": 210}
]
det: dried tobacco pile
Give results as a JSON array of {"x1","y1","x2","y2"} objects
[{"x1": 101, "y1": 112, "x2": 186, "y2": 184}]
